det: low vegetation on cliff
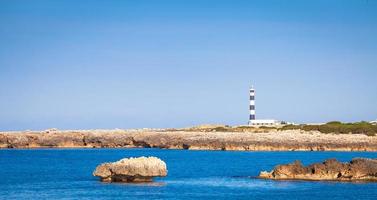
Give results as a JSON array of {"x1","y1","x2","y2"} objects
[
  {"x1": 179, "y1": 122, "x2": 377, "y2": 136},
  {"x1": 280, "y1": 121, "x2": 377, "y2": 136},
  {"x1": 179, "y1": 124, "x2": 277, "y2": 133}
]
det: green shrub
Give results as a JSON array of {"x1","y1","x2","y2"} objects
[
  {"x1": 279, "y1": 121, "x2": 377, "y2": 136},
  {"x1": 326, "y1": 121, "x2": 342, "y2": 125},
  {"x1": 280, "y1": 124, "x2": 301, "y2": 130},
  {"x1": 211, "y1": 127, "x2": 230, "y2": 132},
  {"x1": 259, "y1": 126, "x2": 276, "y2": 130}
]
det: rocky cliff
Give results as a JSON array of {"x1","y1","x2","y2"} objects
[{"x1": 0, "y1": 129, "x2": 376, "y2": 151}]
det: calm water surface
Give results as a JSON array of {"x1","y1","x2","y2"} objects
[{"x1": 0, "y1": 149, "x2": 376, "y2": 199}]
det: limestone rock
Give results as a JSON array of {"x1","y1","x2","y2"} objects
[
  {"x1": 84, "y1": 132, "x2": 134, "y2": 148},
  {"x1": 0, "y1": 134, "x2": 8, "y2": 148},
  {"x1": 93, "y1": 156, "x2": 167, "y2": 182},
  {"x1": 1, "y1": 129, "x2": 377, "y2": 151},
  {"x1": 259, "y1": 158, "x2": 377, "y2": 181}
]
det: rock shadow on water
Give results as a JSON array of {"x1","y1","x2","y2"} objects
[
  {"x1": 258, "y1": 178, "x2": 377, "y2": 185},
  {"x1": 166, "y1": 176, "x2": 297, "y2": 190},
  {"x1": 97, "y1": 181, "x2": 166, "y2": 187}
]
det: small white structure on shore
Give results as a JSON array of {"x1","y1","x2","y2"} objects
[
  {"x1": 370, "y1": 120, "x2": 377, "y2": 125},
  {"x1": 248, "y1": 86, "x2": 284, "y2": 126}
]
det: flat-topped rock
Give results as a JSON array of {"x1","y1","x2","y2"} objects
[
  {"x1": 259, "y1": 158, "x2": 377, "y2": 181},
  {"x1": 93, "y1": 156, "x2": 167, "y2": 182}
]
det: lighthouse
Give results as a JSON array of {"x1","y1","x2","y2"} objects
[
  {"x1": 248, "y1": 85, "x2": 282, "y2": 126},
  {"x1": 249, "y1": 86, "x2": 256, "y2": 122}
]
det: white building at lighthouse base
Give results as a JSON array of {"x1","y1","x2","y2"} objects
[{"x1": 249, "y1": 119, "x2": 284, "y2": 126}]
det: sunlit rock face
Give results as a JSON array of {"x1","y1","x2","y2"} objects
[
  {"x1": 1, "y1": 129, "x2": 377, "y2": 151},
  {"x1": 259, "y1": 158, "x2": 377, "y2": 182},
  {"x1": 93, "y1": 156, "x2": 168, "y2": 182}
]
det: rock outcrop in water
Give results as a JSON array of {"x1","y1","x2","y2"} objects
[
  {"x1": 1, "y1": 128, "x2": 377, "y2": 151},
  {"x1": 259, "y1": 158, "x2": 377, "y2": 181},
  {"x1": 93, "y1": 156, "x2": 168, "y2": 182}
]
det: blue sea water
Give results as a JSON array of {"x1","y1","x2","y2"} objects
[{"x1": 0, "y1": 149, "x2": 376, "y2": 200}]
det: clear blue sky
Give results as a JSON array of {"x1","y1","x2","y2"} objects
[{"x1": 1, "y1": 0, "x2": 376, "y2": 130}]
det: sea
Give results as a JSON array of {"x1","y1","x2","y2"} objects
[{"x1": 0, "y1": 148, "x2": 376, "y2": 200}]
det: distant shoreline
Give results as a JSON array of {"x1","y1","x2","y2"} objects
[{"x1": 1, "y1": 127, "x2": 376, "y2": 151}]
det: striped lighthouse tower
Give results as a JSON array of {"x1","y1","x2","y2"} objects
[{"x1": 249, "y1": 86, "x2": 256, "y2": 124}]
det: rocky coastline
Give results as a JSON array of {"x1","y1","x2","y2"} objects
[
  {"x1": 259, "y1": 158, "x2": 377, "y2": 181},
  {"x1": 1, "y1": 128, "x2": 376, "y2": 151}
]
